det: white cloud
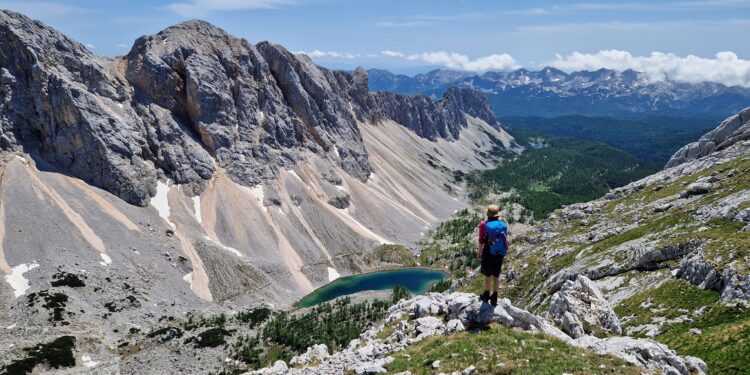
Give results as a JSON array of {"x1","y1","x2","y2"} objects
[
  {"x1": 381, "y1": 50, "x2": 405, "y2": 58},
  {"x1": 85, "y1": 43, "x2": 96, "y2": 49},
  {"x1": 115, "y1": 43, "x2": 129, "y2": 48},
  {"x1": 296, "y1": 50, "x2": 360, "y2": 59},
  {"x1": 549, "y1": 50, "x2": 750, "y2": 87},
  {"x1": 166, "y1": 0, "x2": 298, "y2": 17},
  {"x1": 383, "y1": 51, "x2": 519, "y2": 72}
]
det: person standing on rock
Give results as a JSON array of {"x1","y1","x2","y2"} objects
[{"x1": 477, "y1": 204, "x2": 509, "y2": 306}]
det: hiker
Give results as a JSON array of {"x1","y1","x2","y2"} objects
[{"x1": 477, "y1": 204, "x2": 509, "y2": 306}]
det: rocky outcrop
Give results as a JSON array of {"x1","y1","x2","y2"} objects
[
  {"x1": 571, "y1": 336, "x2": 706, "y2": 375},
  {"x1": 549, "y1": 275, "x2": 622, "y2": 338},
  {"x1": 253, "y1": 292, "x2": 704, "y2": 375},
  {"x1": 677, "y1": 252, "x2": 750, "y2": 306},
  {"x1": 0, "y1": 10, "x2": 500, "y2": 206},
  {"x1": 667, "y1": 107, "x2": 750, "y2": 168}
]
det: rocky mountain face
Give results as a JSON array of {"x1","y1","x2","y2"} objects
[
  {"x1": 667, "y1": 107, "x2": 750, "y2": 167},
  {"x1": 0, "y1": 10, "x2": 521, "y2": 373},
  {"x1": 368, "y1": 68, "x2": 750, "y2": 118},
  {"x1": 0, "y1": 12, "x2": 504, "y2": 207}
]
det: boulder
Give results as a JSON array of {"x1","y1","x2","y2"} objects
[
  {"x1": 289, "y1": 344, "x2": 330, "y2": 366},
  {"x1": 680, "y1": 182, "x2": 712, "y2": 198},
  {"x1": 444, "y1": 319, "x2": 465, "y2": 334},
  {"x1": 549, "y1": 275, "x2": 622, "y2": 338},
  {"x1": 415, "y1": 316, "x2": 445, "y2": 339},
  {"x1": 571, "y1": 336, "x2": 706, "y2": 375}
]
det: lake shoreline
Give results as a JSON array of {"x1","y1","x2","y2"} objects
[{"x1": 296, "y1": 267, "x2": 450, "y2": 308}]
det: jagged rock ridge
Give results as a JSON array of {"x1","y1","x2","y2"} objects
[
  {"x1": 667, "y1": 106, "x2": 750, "y2": 167},
  {"x1": 0, "y1": 11, "x2": 499, "y2": 206}
]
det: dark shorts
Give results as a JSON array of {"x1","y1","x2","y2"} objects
[{"x1": 480, "y1": 250, "x2": 504, "y2": 278}]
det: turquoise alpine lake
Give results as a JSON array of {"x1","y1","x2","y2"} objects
[{"x1": 297, "y1": 268, "x2": 449, "y2": 308}]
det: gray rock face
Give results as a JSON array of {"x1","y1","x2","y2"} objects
[
  {"x1": 667, "y1": 107, "x2": 750, "y2": 168},
  {"x1": 677, "y1": 252, "x2": 750, "y2": 306},
  {"x1": 571, "y1": 336, "x2": 706, "y2": 375},
  {"x1": 0, "y1": 10, "x2": 499, "y2": 206},
  {"x1": 369, "y1": 87, "x2": 498, "y2": 141},
  {"x1": 549, "y1": 275, "x2": 622, "y2": 338}
]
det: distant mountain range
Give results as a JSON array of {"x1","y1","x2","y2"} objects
[{"x1": 367, "y1": 67, "x2": 750, "y2": 119}]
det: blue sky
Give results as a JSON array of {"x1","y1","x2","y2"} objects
[{"x1": 2, "y1": 0, "x2": 750, "y2": 83}]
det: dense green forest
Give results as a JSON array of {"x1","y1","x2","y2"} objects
[
  {"x1": 500, "y1": 115, "x2": 714, "y2": 163},
  {"x1": 468, "y1": 132, "x2": 660, "y2": 219}
]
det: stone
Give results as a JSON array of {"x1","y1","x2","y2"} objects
[
  {"x1": 573, "y1": 336, "x2": 707, "y2": 375},
  {"x1": 680, "y1": 182, "x2": 712, "y2": 198},
  {"x1": 462, "y1": 365, "x2": 476, "y2": 375},
  {"x1": 549, "y1": 275, "x2": 622, "y2": 338},
  {"x1": 444, "y1": 319, "x2": 465, "y2": 334},
  {"x1": 327, "y1": 194, "x2": 351, "y2": 209},
  {"x1": 653, "y1": 203, "x2": 673, "y2": 213},
  {"x1": 415, "y1": 316, "x2": 445, "y2": 339},
  {"x1": 289, "y1": 344, "x2": 330, "y2": 366},
  {"x1": 432, "y1": 360, "x2": 441, "y2": 368}
]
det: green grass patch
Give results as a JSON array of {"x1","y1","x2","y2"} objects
[
  {"x1": 372, "y1": 244, "x2": 417, "y2": 267},
  {"x1": 387, "y1": 324, "x2": 644, "y2": 375},
  {"x1": 589, "y1": 211, "x2": 691, "y2": 254},
  {"x1": 615, "y1": 280, "x2": 720, "y2": 329},
  {"x1": 658, "y1": 305, "x2": 750, "y2": 375}
]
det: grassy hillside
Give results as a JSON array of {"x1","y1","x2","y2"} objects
[
  {"x1": 386, "y1": 324, "x2": 643, "y2": 375},
  {"x1": 467, "y1": 131, "x2": 660, "y2": 219},
  {"x1": 455, "y1": 152, "x2": 750, "y2": 374},
  {"x1": 500, "y1": 115, "x2": 714, "y2": 163}
]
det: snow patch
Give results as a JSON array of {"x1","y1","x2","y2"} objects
[
  {"x1": 6, "y1": 324, "x2": 16, "y2": 329},
  {"x1": 117, "y1": 103, "x2": 123, "y2": 109},
  {"x1": 191, "y1": 196, "x2": 202, "y2": 224},
  {"x1": 327, "y1": 267, "x2": 340, "y2": 282},
  {"x1": 332, "y1": 145, "x2": 340, "y2": 159},
  {"x1": 81, "y1": 355, "x2": 99, "y2": 368},
  {"x1": 287, "y1": 169, "x2": 302, "y2": 181},
  {"x1": 335, "y1": 185, "x2": 346, "y2": 192},
  {"x1": 203, "y1": 235, "x2": 243, "y2": 257},
  {"x1": 251, "y1": 184, "x2": 266, "y2": 212},
  {"x1": 150, "y1": 181, "x2": 175, "y2": 228},
  {"x1": 183, "y1": 272, "x2": 193, "y2": 288},
  {"x1": 5, "y1": 263, "x2": 39, "y2": 298},
  {"x1": 257, "y1": 111, "x2": 265, "y2": 122},
  {"x1": 99, "y1": 253, "x2": 112, "y2": 266}
]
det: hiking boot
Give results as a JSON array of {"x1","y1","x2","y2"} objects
[
  {"x1": 490, "y1": 292, "x2": 498, "y2": 306},
  {"x1": 479, "y1": 290, "x2": 490, "y2": 303}
]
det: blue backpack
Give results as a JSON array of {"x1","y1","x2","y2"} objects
[{"x1": 485, "y1": 220, "x2": 508, "y2": 256}]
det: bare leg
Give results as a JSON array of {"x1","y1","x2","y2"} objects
[
  {"x1": 484, "y1": 276, "x2": 491, "y2": 292},
  {"x1": 493, "y1": 277, "x2": 500, "y2": 294}
]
